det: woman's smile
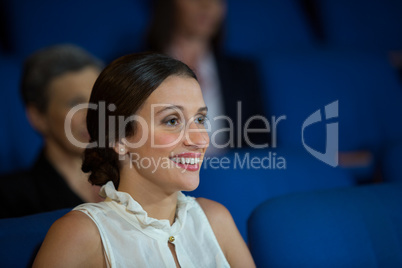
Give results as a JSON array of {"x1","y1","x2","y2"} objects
[{"x1": 170, "y1": 152, "x2": 202, "y2": 171}]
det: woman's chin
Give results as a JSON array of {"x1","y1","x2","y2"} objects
[{"x1": 179, "y1": 175, "x2": 200, "y2": 192}]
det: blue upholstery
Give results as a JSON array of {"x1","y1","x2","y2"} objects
[
  {"x1": 0, "y1": 57, "x2": 42, "y2": 174},
  {"x1": 382, "y1": 142, "x2": 402, "y2": 183},
  {"x1": 260, "y1": 50, "x2": 402, "y2": 153},
  {"x1": 248, "y1": 183, "x2": 402, "y2": 267},
  {"x1": 317, "y1": 0, "x2": 402, "y2": 50},
  {"x1": 186, "y1": 148, "x2": 354, "y2": 241},
  {"x1": 0, "y1": 208, "x2": 71, "y2": 267},
  {"x1": 3, "y1": 0, "x2": 150, "y2": 62},
  {"x1": 224, "y1": 0, "x2": 316, "y2": 57}
]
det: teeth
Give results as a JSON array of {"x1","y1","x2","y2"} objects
[{"x1": 171, "y1": 157, "x2": 201, "y2": 165}]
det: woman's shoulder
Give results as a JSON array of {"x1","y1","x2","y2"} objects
[
  {"x1": 53, "y1": 210, "x2": 99, "y2": 236},
  {"x1": 195, "y1": 198, "x2": 234, "y2": 238},
  {"x1": 196, "y1": 198, "x2": 232, "y2": 222},
  {"x1": 42, "y1": 210, "x2": 101, "y2": 250},
  {"x1": 33, "y1": 210, "x2": 105, "y2": 267},
  {"x1": 195, "y1": 198, "x2": 256, "y2": 267}
]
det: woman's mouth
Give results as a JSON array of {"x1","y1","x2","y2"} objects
[
  {"x1": 169, "y1": 153, "x2": 202, "y2": 171},
  {"x1": 171, "y1": 157, "x2": 201, "y2": 165}
]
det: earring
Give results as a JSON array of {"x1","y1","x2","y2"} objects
[{"x1": 120, "y1": 148, "x2": 125, "y2": 153}]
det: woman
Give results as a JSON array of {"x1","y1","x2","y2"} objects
[
  {"x1": 147, "y1": 0, "x2": 269, "y2": 154},
  {"x1": 33, "y1": 53, "x2": 255, "y2": 267}
]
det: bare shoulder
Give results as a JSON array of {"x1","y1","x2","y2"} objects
[
  {"x1": 196, "y1": 198, "x2": 256, "y2": 268},
  {"x1": 54, "y1": 210, "x2": 94, "y2": 227},
  {"x1": 196, "y1": 198, "x2": 237, "y2": 241},
  {"x1": 46, "y1": 210, "x2": 99, "y2": 244},
  {"x1": 196, "y1": 198, "x2": 232, "y2": 224},
  {"x1": 196, "y1": 198, "x2": 235, "y2": 250},
  {"x1": 33, "y1": 210, "x2": 105, "y2": 267}
]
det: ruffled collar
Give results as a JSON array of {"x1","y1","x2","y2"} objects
[{"x1": 99, "y1": 181, "x2": 195, "y2": 236}]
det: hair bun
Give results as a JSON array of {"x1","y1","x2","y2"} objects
[{"x1": 82, "y1": 146, "x2": 120, "y2": 188}]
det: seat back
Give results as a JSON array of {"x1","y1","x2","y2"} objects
[
  {"x1": 186, "y1": 148, "x2": 353, "y2": 241},
  {"x1": 0, "y1": 208, "x2": 70, "y2": 267},
  {"x1": 248, "y1": 183, "x2": 402, "y2": 267},
  {"x1": 382, "y1": 142, "x2": 402, "y2": 183},
  {"x1": 260, "y1": 50, "x2": 402, "y2": 152},
  {"x1": 3, "y1": 0, "x2": 150, "y2": 61},
  {"x1": 0, "y1": 57, "x2": 42, "y2": 174},
  {"x1": 316, "y1": 0, "x2": 402, "y2": 50}
]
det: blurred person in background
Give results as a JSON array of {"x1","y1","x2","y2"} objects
[
  {"x1": 0, "y1": 44, "x2": 104, "y2": 218},
  {"x1": 146, "y1": 0, "x2": 269, "y2": 154}
]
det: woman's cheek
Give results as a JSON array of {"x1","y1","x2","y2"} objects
[
  {"x1": 152, "y1": 132, "x2": 182, "y2": 148},
  {"x1": 203, "y1": 132, "x2": 210, "y2": 145}
]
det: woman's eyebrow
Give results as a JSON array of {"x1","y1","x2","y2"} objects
[
  {"x1": 155, "y1": 105, "x2": 208, "y2": 115},
  {"x1": 198, "y1": 106, "x2": 208, "y2": 113},
  {"x1": 155, "y1": 105, "x2": 184, "y2": 115}
]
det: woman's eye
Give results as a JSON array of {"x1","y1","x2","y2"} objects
[
  {"x1": 165, "y1": 118, "x2": 179, "y2": 126},
  {"x1": 195, "y1": 115, "x2": 208, "y2": 125}
]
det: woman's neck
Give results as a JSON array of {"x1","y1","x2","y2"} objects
[
  {"x1": 168, "y1": 34, "x2": 210, "y2": 69},
  {"x1": 118, "y1": 168, "x2": 178, "y2": 225}
]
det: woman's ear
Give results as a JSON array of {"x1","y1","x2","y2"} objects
[
  {"x1": 113, "y1": 140, "x2": 129, "y2": 161},
  {"x1": 26, "y1": 105, "x2": 49, "y2": 135},
  {"x1": 112, "y1": 141, "x2": 127, "y2": 156}
]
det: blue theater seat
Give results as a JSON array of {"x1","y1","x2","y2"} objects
[
  {"x1": 248, "y1": 182, "x2": 402, "y2": 267},
  {"x1": 260, "y1": 50, "x2": 402, "y2": 154},
  {"x1": 0, "y1": 208, "x2": 71, "y2": 267},
  {"x1": 316, "y1": 0, "x2": 402, "y2": 50},
  {"x1": 224, "y1": 0, "x2": 316, "y2": 58},
  {"x1": 187, "y1": 148, "x2": 354, "y2": 241},
  {"x1": 3, "y1": 0, "x2": 150, "y2": 62},
  {"x1": 0, "y1": 57, "x2": 42, "y2": 174},
  {"x1": 382, "y1": 142, "x2": 402, "y2": 183}
]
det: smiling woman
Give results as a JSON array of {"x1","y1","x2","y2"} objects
[{"x1": 33, "y1": 52, "x2": 255, "y2": 268}]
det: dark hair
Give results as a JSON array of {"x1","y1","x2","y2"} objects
[
  {"x1": 21, "y1": 44, "x2": 104, "y2": 113},
  {"x1": 82, "y1": 52, "x2": 197, "y2": 188},
  {"x1": 146, "y1": 0, "x2": 225, "y2": 53}
]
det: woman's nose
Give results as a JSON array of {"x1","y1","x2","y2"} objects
[{"x1": 183, "y1": 122, "x2": 209, "y2": 148}]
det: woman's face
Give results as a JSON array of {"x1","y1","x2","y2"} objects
[
  {"x1": 174, "y1": 0, "x2": 226, "y2": 41},
  {"x1": 43, "y1": 67, "x2": 99, "y2": 155},
  {"x1": 124, "y1": 75, "x2": 209, "y2": 193}
]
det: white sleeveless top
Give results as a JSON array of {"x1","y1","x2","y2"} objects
[{"x1": 73, "y1": 181, "x2": 230, "y2": 268}]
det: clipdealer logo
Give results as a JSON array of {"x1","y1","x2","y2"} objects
[
  {"x1": 302, "y1": 101, "x2": 339, "y2": 167},
  {"x1": 64, "y1": 100, "x2": 340, "y2": 168}
]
